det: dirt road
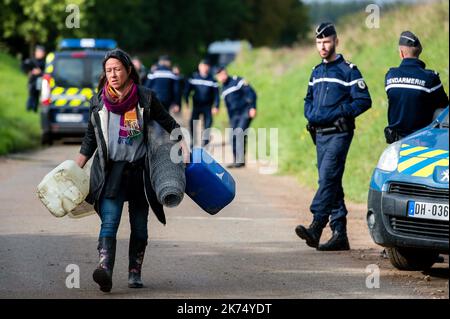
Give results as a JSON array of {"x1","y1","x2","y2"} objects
[{"x1": 0, "y1": 141, "x2": 448, "y2": 299}]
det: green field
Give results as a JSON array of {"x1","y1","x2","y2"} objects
[
  {"x1": 225, "y1": 1, "x2": 449, "y2": 202},
  {"x1": 0, "y1": 52, "x2": 40, "y2": 155}
]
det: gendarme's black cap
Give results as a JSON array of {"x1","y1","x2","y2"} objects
[
  {"x1": 215, "y1": 66, "x2": 226, "y2": 74},
  {"x1": 399, "y1": 31, "x2": 421, "y2": 47},
  {"x1": 315, "y1": 22, "x2": 336, "y2": 38}
]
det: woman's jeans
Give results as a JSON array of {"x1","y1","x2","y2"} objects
[{"x1": 99, "y1": 166, "x2": 149, "y2": 240}]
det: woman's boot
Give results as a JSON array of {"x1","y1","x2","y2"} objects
[
  {"x1": 93, "y1": 237, "x2": 116, "y2": 292},
  {"x1": 128, "y1": 237, "x2": 147, "y2": 288}
]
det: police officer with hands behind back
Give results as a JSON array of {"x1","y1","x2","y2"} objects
[
  {"x1": 384, "y1": 31, "x2": 449, "y2": 143},
  {"x1": 295, "y1": 22, "x2": 372, "y2": 251}
]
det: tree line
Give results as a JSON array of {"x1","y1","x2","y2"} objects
[{"x1": 0, "y1": 0, "x2": 310, "y2": 62}]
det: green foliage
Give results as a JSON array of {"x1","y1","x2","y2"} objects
[
  {"x1": 0, "y1": 0, "x2": 87, "y2": 55},
  {"x1": 1, "y1": 0, "x2": 310, "y2": 65},
  {"x1": 227, "y1": 1, "x2": 449, "y2": 203},
  {"x1": 238, "y1": 0, "x2": 310, "y2": 46},
  {"x1": 0, "y1": 52, "x2": 40, "y2": 155}
]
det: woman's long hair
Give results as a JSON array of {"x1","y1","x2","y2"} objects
[{"x1": 97, "y1": 48, "x2": 141, "y2": 91}]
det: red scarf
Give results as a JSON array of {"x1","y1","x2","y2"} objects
[{"x1": 102, "y1": 80, "x2": 141, "y2": 140}]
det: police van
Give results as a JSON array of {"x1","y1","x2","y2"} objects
[
  {"x1": 40, "y1": 38, "x2": 117, "y2": 144},
  {"x1": 367, "y1": 107, "x2": 449, "y2": 270}
]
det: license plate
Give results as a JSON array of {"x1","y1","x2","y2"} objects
[
  {"x1": 407, "y1": 201, "x2": 449, "y2": 221},
  {"x1": 55, "y1": 113, "x2": 83, "y2": 123}
]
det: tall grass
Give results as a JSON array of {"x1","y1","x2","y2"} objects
[{"x1": 0, "y1": 52, "x2": 41, "y2": 155}]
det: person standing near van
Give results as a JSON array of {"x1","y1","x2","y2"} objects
[
  {"x1": 75, "y1": 49, "x2": 188, "y2": 293},
  {"x1": 22, "y1": 45, "x2": 46, "y2": 112}
]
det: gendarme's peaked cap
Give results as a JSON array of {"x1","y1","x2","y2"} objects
[
  {"x1": 399, "y1": 31, "x2": 421, "y2": 47},
  {"x1": 316, "y1": 22, "x2": 336, "y2": 38}
]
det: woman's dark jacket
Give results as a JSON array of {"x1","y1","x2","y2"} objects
[{"x1": 79, "y1": 85, "x2": 180, "y2": 225}]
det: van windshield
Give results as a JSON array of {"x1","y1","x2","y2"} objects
[
  {"x1": 54, "y1": 58, "x2": 84, "y2": 87},
  {"x1": 53, "y1": 57, "x2": 103, "y2": 88},
  {"x1": 91, "y1": 58, "x2": 104, "y2": 87}
]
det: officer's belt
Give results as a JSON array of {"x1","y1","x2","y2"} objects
[{"x1": 314, "y1": 125, "x2": 339, "y2": 134}]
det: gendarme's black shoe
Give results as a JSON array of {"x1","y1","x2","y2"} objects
[
  {"x1": 295, "y1": 221, "x2": 325, "y2": 248},
  {"x1": 317, "y1": 231, "x2": 350, "y2": 251}
]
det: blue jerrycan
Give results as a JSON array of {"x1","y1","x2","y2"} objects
[{"x1": 185, "y1": 148, "x2": 236, "y2": 214}]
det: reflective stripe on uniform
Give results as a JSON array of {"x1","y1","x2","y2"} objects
[
  {"x1": 308, "y1": 77, "x2": 364, "y2": 87},
  {"x1": 385, "y1": 83, "x2": 443, "y2": 93},
  {"x1": 221, "y1": 79, "x2": 245, "y2": 98},
  {"x1": 188, "y1": 79, "x2": 218, "y2": 87},
  {"x1": 147, "y1": 71, "x2": 178, "y2": 80}
]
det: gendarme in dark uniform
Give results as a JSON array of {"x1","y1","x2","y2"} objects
[
  {"x1": 295, "y1": 23, "x2": 372, "y2": 251},
  {"x1": 215, "y1": 67, "x2": 257, "y2": 168},
  {"x1": 184, "y1": 60, "x2": 220, "y2": 146},
  {"x1": 384, "y1": 31, "x2": 449, "y2": 143},
  {"x1": 21, "y1": 45, "x2": 46, "y2": 112}
]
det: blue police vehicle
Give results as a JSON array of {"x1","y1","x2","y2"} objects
[
  {"x1": 39, "y1": 38, "x2": 117, "y2": 144},
  {"x1": 367, "y1": 107, "x2": 449, "y2": 270}
]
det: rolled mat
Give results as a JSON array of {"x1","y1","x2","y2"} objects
[{"x1": 150, "y1": 143, "x2": 186, "y2": 207}]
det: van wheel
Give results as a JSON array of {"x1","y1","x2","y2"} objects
[
  {"x1": 41, "y1": 132, "x2": 53, "y2": 145},
  {"x1": 386, "y1": 247, "x2": 438, "y2": 271}
]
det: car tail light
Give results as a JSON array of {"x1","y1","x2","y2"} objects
[{"x1": 41, "y1": 74, "x2": 52, "y2": 106}]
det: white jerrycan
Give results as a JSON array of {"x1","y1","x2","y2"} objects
[{"x1": 37, "y1": 160, "x2": 95, "y2": 218}]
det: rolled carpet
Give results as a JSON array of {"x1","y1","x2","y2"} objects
[{"x1": 150, "y1": 143, "x2": 186, "y2": 207}]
